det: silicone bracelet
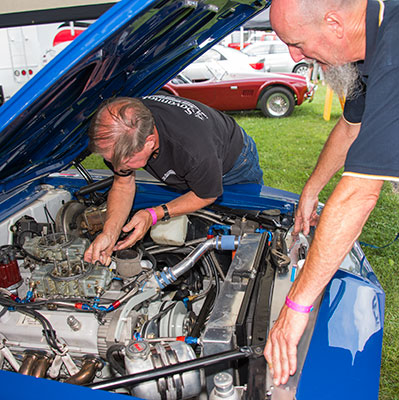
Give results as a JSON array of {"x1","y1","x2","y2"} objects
[
  {"x1": 146, "y1": 208, "x2": 157, "y2": 225},
  {"x1": 285, "y1": 296, "x2": 313, "y2": 313}
]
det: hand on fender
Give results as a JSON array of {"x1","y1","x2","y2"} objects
[
  {"x1": 293, "y1": 190, "x2": 319, "y2": 236},
  {"x1": 264, "y1": 306, "x2": 309, "y2": 386}
]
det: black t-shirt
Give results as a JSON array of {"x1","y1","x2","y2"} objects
[
  {"x1": 139, "y1": 95, "x2": 243, "y2": 198},
  {"x1": 343, "y1": 0, "x2": 399, "y2": 180}
]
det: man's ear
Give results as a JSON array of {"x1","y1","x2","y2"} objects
[
  {"x1": 145, "y1": 134, "x2": 156, "y2": 149},
  {"x1": 324, "y1": 11, "x2": 344, "y2": 39}
]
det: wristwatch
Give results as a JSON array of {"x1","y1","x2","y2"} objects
[{"x1": 160, "y1": 204, "x2": 170, "y2": 221}]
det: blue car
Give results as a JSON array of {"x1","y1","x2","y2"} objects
[{"x1": 0, "y1": 1, "x2": 384, "y2": 399}]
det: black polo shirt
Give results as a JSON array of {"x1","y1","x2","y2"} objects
[{"x1": 343, "y1": 0, "x2": 399, "y2": 181}]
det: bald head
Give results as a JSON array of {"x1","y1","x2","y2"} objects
[
  {"x1": 298, "y1": 0, "x2": 364, "y2": 17},
  {"x1": 271, "y1": 0, "x2": 364, "y2": 22},
  {"x1": 270, "y1": 0, "x2": 367, "y2": 66}
]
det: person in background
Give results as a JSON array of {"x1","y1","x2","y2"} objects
[
  {"x1": 265, "y1": 0, "x2": 398, "y2": 386},
  {"x1": 84, "y1": 94, "x2": 263, "y2": 265},
  {"x1": 307, "y1": 60, "x2": 324, "y2": 85}
]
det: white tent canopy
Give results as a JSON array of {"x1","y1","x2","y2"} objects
[{"x1": 0, "y1": 0, "x2": 119, "y2": 27}]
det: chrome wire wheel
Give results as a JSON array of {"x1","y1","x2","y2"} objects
[{"x1": 260, "y1": 87, "x2": 295, "y2": 118}]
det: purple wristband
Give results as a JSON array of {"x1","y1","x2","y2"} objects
[
  {"x1": 146, "y1": 208, "x2": 157, "y2": 225},
  {"x1": 285, "y1": 296, "x2": 313, "y2": 313}
]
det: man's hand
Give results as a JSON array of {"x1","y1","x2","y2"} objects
[
  {"x1": 83, "y1": 208, "x2": 152, "y2": 264},
  {"x1": 293, "y1": 190, "x2": 319, "y2": 236},
  {"x1": 264, "y1": 306, "x2": 309, "y2": 386},
  {"x1": 83, "y1": 173, "x2": 137, "y2": 265},
  {"x1": 114, "y1": 209, "x2": 153, "y2": 250},
  {"x1": 84, "y1": 232, "x2": 117, "y2": 266}
]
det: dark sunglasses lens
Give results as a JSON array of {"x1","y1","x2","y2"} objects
[
  {"x1": 118, "y1": 169, "x2": 134, "y2": 176},
  {"x1": 104, "y1": 159, "x2": 133, "y2": 176},
  {"x1": 104, "y1": 159, "x2": 114, "y2": 171}
]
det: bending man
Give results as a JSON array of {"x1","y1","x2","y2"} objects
[{"x1": 84, "y1": 94, "x2": 263, "y2": 265}]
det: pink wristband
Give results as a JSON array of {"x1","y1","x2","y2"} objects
[
  {"x1": 146, "y1": 208, "x2": 157, "y2": 225},
  {"x1": 285, "y1": 296, "x2": 313, "y2": 313}
]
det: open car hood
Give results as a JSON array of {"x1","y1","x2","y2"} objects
[{"x1": 0, "y1": 0, "x2": 270, "y2": 195}]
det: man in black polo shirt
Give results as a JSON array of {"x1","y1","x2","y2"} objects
[
  {"x1": 264, "y1": 0, "x2": 399, "y2": 387},
  {"x1": 84, "y1": 95, "x2": 263, "y2": 265}
]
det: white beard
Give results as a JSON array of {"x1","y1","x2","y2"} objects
[{"x1": 323, "y1": 63, "x2": 360, "y2": 99}]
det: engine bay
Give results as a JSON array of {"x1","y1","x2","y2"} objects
[{"x1": 0, "y1": 179, "x2": 309, "y2": 399}]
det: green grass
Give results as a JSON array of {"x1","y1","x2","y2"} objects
[{"x1": 83, "y1": 85, "x2": 399, "y2": 398}]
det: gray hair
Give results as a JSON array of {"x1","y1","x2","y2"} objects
[
  {"x1": 88, "y1": 97, "x2": 154, "y2": 168},
  {"x1": 323, "y1": 63, "x2": 361, "y2": 99}
]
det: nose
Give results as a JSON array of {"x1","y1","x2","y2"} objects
[{"x1": 288, "y1": 46, "x2": 305, "y2": 62}]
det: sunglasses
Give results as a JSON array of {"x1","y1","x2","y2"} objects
[{"x1": 103, "y1": 159, "x2": 134, "y2": 177}]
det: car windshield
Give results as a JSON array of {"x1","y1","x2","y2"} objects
[
  {"x1": 171, "y1": 73, "x2": 193, "y2": 84},
  {"x1": 204, "y1": 61, "x2": 228, "y2": 80}
]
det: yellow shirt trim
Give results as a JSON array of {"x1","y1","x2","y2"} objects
[
  {"x1": 342, "y1": 114, "x2": 361, "y2": 126},
  {"x1": 377, "y1": 0, "x2": 385, "y2": 26},
  {"x1": 343, "y1": 171, "x2": 399, "y2": 181}
]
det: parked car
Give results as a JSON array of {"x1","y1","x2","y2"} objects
[
  {"x1": 227, "y1": 30, "x2": 277, "y2": 50},
  {"x1": 161, "y1": 67, "x2": 314, "y2": 118},
  {"x1": 0, "y1": 1, "x2": 384, "y2": 400},
  {"x1": 182, "y1": 44, "x2": 265, "y2": 81},
  {"x1": 242, "y1": 39, "x2": 310, "y2": 75},
  {"x1": 227, "y1": 41, "x2": 251, "y2": 50}
]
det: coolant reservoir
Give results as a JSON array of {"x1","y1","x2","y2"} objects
[
  {"x1": 150, "y1": 215, "x2": 189, "y2": 246},
  {"x1": 210, "y1": 372, "x2": 240, "y2": 400}
]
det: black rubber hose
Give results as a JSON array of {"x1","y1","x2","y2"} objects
[
  {"x1": 106, "y1": 344, "x2": 126, "y2": 376},
  {"x1": 204, "y1": 253, "x2": 220, "y2": 296},
  {"x1": 189, "y1": 285, "x2": 216, "y2": 338},
  {"x1": 138, "y1": 244, "x2": 157, "y2": 270},
  {"x1": 76, "y1": 176, "x2": 114, "y2": 196}
]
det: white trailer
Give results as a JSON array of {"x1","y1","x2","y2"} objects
[
  {"x1": 0, "y1": 0, "x2": 118, "y2": 103},
  {"x1": 0, "y1": 23, "x2": 61, "y2": 102}
]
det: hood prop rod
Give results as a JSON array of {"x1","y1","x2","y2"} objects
[{"x1": 87, "y1": 343, "x2": 265, "y2": 391}]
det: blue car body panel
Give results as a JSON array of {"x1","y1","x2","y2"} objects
[
  {"x1": 1, "y1": 369, "x2": 140, "y2": 399},
  {"x1": 298, "y1": 270, "x2": 384, "y2": 399},
  {"x1": 0, "y1": 0, "x2": 384, "y2": 398}
]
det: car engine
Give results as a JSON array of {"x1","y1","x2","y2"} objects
[{"x1": 0, "y1": 182, "x2": 308, "y2": 399}]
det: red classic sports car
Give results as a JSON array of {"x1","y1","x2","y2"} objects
[{"x1": 161, "y1": 66, "x2": 314, "y2": 118}]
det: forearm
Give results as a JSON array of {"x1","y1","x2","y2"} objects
[
  {"x1": 113, "y1": 191, "x2": 216, "y2": 250},
  {"x1": 102, "y1": 175, "x2": 136, "y2": 240},
  {"x1": 151, "y1": 191, "x2": 216, "y2": 221},
  {"x1": 304, "y1": 117, "x2": 360, "y2": 197},
  {"x1": 290, "y1": 176, "x2": 382, "y2": 306}
]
